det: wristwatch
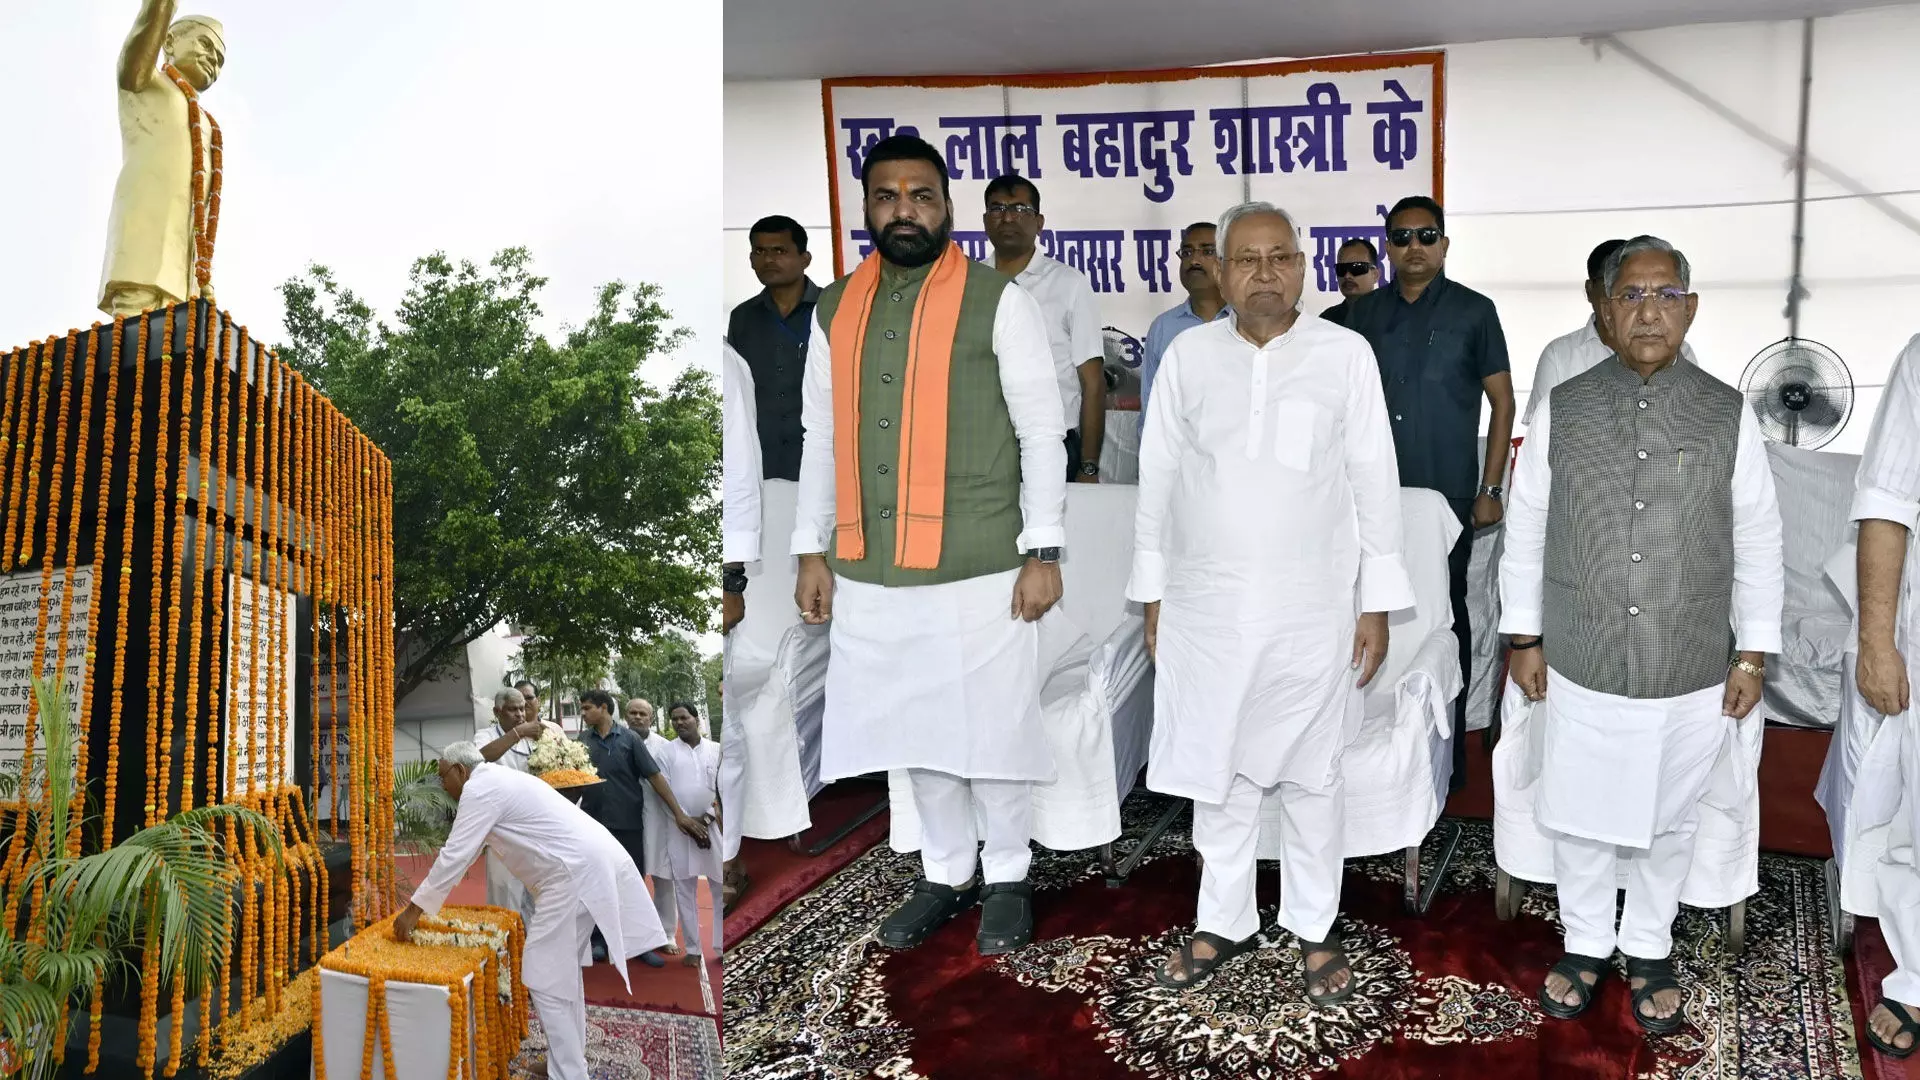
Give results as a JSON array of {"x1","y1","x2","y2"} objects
[
  {"x1": 722, "y1": 567, "x2": 749, "y2": 594},
  {"x1": 1480, "y1": 484, "x2": 1504, "y2": 501},
  {"x1": 1025, "y1": 547, "x2": 1061, "y2": 564},
  {"x1": 1078, "y1": 461, "x2": 1100, "y2": 477}
]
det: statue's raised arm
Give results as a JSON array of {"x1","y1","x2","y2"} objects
[
  {"x1": 99, "y1": 4, "x2": 226, "y2": 317},
  {"x1": 117, "y1": 0, "x2": 178, "y2": 94}
]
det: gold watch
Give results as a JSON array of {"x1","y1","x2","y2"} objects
[{"x1": 1730, "y1": 658, "x2": 1765, "y2": 679}]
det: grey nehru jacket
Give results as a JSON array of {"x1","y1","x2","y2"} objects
[{"x1": 1541, "y1": 358, "x2": 1744, "y2": 699}]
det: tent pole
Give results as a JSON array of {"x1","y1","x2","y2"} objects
[{"x1": 1786, "y1": 18, "x2": 1814, "y2": 340}]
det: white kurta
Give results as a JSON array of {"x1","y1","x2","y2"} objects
[
  {"x1": 792, "y1": 281, "x2": 1068, "y2": 782},
  {"x1": 1499, "y1": 383, "x2": 1785, "y2": 849},
  {"x1": 412, "y1": 763, "x2": 670, "y2": 985},
  {"x1": 1522, "y1": 316, "x2": 1698, "y2": 425},
  {"x1": 1127, "y1": 313, "x2": 1416, "y2": 804},
  {"x1": 724, "y1": 341, "x2": 764, "y2": 564},
  {"x1": 656, "y1": 737, "x2": 722, "y2": 880},
  {"x1": 639, "y1": 730, "x2": 676, "y2": 879},
  {"x1": 994, "y1": 253, "x2": 1105, "y2": 432}
]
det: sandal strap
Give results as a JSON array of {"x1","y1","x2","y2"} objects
[
  {"x1": 1161, "y1": 932, "x2": 1249, "y2": 985},
  {"x1": 1305, "y1": 953, "x2": 1350, "y2": 981},
  {"x1": 1624, "y1": 956, "x2": 1681, "y2": 994},
  {"x1": 1886, "y1": 999, "x2": 1920, "y2": 1033},
  {"x1": 1551, "y1": 953, "x2": 1611, "y2": 979}
]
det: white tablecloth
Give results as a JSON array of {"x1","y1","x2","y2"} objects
[{"x1": 313, "y1": 967, "x2": 479, "y2": 1080}]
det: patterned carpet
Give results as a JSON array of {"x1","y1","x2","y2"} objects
[
  {"x1": 725, "y1": 796, "x2": 1862, "y2": 1079},
  {"x1": 508, "y1": 1003, "x2": 723, "y2": 1079}
]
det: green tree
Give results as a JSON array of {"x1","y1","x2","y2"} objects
[
  {"x1": 613, "y1": 630, "x2": 708, "y2": 733},
  {"x1": 519, "y1": 639, "x2": 612, "y2": 707},
  {"x1": 278, "y1": 249, "x2": 720, "y2": 704},
  {"x1": 702, "y1": 652, "x2": 723, "y2": 738}
]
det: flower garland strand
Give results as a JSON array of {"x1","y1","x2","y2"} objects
[
  {"x1": 0, "y1": 341, "x2": 33, "y2": 574},
  {"x1": 162, "y1": 64, "x2": 222, "y2": 293},
  {"x1": 87, "y1": 314, "x2": 131, "y2": 1075},
  {"x1": 158, "y1": 305, "x2": 198, "y2": 825},
  {"x1": 14, "y1": 333, "x2": 57, "y2": 568}
]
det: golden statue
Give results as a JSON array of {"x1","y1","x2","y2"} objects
[{"x1": 98, "y1": 0, "x2": 226, "y2": 318}]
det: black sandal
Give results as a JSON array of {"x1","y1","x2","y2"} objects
[
  {"x1": 1624, "y1": 956, "x2": 1687, "y2": 1035},
  {"x1": 1153, "y1": 930, "x2": 1256, "y2": 989},
  {"x1": 1867, "y1": 999, "x2": 1920, "y2": 1058},
  {"x1": 1301, "y1": 933, "x2": 1356, "y2": 1006},
  {"x1": 1538, "y1": 953, "x2": 1610, "y2": 1019}
]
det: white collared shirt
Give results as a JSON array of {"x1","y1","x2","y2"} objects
[
  {"x1": 790, "y1": 281, "x2": 1068, "y2": 558},
  {"x1": 1126, "y1": 311, "x2": 1414, "y2": 613},
  {"x1": 996, "y1": 253, "x2": 1104, "y2": 432},
  {"x1": 723, "y1": 341, "x2": 763, "y2": 564},
  {"x1": 1524, "y1": 314, "x2": 1699, "y2": 425}
]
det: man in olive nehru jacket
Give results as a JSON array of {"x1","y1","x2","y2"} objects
[
  {"x1": 792, "y1": 134, "x2": 1068, "y2": 956},
  {"x1": 1501, "y1": 235, "x2": 1782, "y2": 1035}
]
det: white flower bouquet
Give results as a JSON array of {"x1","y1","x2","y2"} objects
[
  {"x1": 526, "y1": 729, "x2": 595, "y2": 778},
  {"x1": 413, "y1": 917, "x2": 515, "y2": 1003}
]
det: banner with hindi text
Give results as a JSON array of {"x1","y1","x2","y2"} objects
[{"x1": 823, "y1": 53, "x2": 1445, "y2": 391}]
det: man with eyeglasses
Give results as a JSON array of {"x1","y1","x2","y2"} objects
[
  {"x1": 728, "y1": 215, "x2": 822, "y2": 481},
  {"x1": 982, "y1": 173, "x2": 1106, "y2": 482},
  {"x1": 792, "y1": 136, "x2": 1067, "y2": 957},
  {"x1": 1316, "y1": 238, "x2": 1381, "y2": 328},
  {"x1": 1139, "y1": 221, "x2": 1229, "y2": 430},
  {"x1": 1501, "y1": 235, "x2": 1781, "y2": 1035},
  {"x1": 1524, "y1": 239, "x2": 1697, "y2": 426},
  {"x1": 1131, "y1": 201, "x2": 1412, "y2": 1004},
  {"x1": 1344, "y1": 195, "x2": 1515, "y2": 795}
]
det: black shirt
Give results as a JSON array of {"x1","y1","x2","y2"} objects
[
  {"x1": 1344, "y1": 272, "x2": 1510, "y2": 500},
  {"x1": 726, "y1": 280, "x2": 822, "y2": 481},
  {"x1": 1319, "y1": 298, "x2": 1353, "y2": 328},
  {"x1": 578, "y1": 724, "x2": 662, "y2": 831}
]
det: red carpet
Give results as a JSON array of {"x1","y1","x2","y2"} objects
[
  {"x1": 724, "y1": 776, "x2": 891, "y2": 944},
  {"x1": 727, "y1": 799, "x2": 1856, "y2": 1078},
  {"x1": 507, "y1": 1003, "x2": 722, "y2": 1079}
]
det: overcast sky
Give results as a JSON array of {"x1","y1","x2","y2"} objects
[
  {"x1": 0, "y1": 1, "x2": 721, "y2": 382},
  {"x1": 0, "y1": 1, "x2": 723, "y2": 654}
]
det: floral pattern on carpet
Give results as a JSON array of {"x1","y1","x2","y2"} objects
[
  {"x1": 724, "y1": 797, "x2": 1860, "y2": 1080},
  {"x1": 510, "y1": 1003, "x2": 722, "y2": 1080}
]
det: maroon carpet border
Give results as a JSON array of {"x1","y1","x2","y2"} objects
[
  {"x1": 723, "y1": 809, "x2": 893, "y2": 944},
  {"x1": 584, "y1": 997, "x2": 719, "y2": 1019}
]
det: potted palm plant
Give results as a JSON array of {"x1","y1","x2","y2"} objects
[{"x1": 0, "y1": 676, "x2": 281, "y2": 1080}]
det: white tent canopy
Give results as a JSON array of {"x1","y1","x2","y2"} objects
[{"x1": 726, "y1": 4, "x2": 1920, "y2": 453}]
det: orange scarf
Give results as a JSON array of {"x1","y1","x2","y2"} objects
[{"x1": 828, "y1": 243, "x2": 967, "y2": 570}]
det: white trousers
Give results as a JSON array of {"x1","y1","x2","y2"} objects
[
  {"x1": 908, "y1": 768, "x2": 1034, "y2": 886},
  {"x1": 667, "y1": 876, "x2": 725, "y2": 955},
  {"x1": 1551, "y1": 810, "x2": 1702, "y2": 959},
  {"x1": 1193, "y1": 772, "x2": 1343, "y2": 943},
  {"x1": 651, "y1": 873, "x2": 676, "y2": 940},
  {"x1": 524, "y1": 905, "x2": 596, "y2": 1080},
  {"x1": 1879, "y1": 794, "x2": 1920, "y2": 1005}
]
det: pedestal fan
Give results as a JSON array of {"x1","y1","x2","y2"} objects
[{"x1": 1738, "y1": 337, "x2": 1854, "y2": 449}]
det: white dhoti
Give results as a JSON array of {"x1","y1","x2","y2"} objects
[
  {"x1": 1537, "y1": 671, "x2": 1730, "y2": 959},
  {"x1": 523, "y1": 904, "x2": 598, "y2": 1080},
  {"x1": 825, "y1": 568, "x2": 1053, "y2": 885},
  {"x1": 1877, "y1": 784, "x2": 1920, "y2": 1006},
  {"x1": 668, "y1": 875, "x2": 726, "y2": 955}
]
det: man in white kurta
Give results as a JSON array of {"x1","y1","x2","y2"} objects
[
  {"x1": 721, "y1": 341, "x2": 760, "y2": 906},
  {"x1": 1129, "y1": 202, "x2": 1414, "y2": 1000},
  {"x1": 1502, "y1": 236, "x2": 1782, "y2": 1034},
  {"x1": 656, "y1": 703, "x2": 724, "y2": 962},
  {"x1": 1523, "y1": 238, "x2": 1697, "y2": 426},
  {"x1": 1851, "y1": 335, "x2": 1920, "y2": 1056},
  {"x1": 793, "y1": 135, "x2": 1067, "y2": 955},
  {"x1": 628, "y1": 697, "x2": 682, "y2": 938},
  {"x1": 396, "y1": 744, "x2": 670, "y2": 1080}
]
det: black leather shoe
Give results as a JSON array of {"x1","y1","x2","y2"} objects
[
  {"x1": 878, "y1": 878, "x2": 981, "y2": 949},
  {"x1": 976, "y1": 880, "x2": 1034, "y2": 955}
]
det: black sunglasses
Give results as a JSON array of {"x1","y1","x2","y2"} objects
[
  {"x1": 1387, "y1": 227, "x2": 1442, "y2": 248},
  {"x1": 1336, "y1": 261, "x2": 1375, "y2": 277}
]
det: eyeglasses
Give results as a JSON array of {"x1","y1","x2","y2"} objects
[
  {"x1": 985, "y1": 203, "x2": 1038, "y2": 217},
  {"x1": 1227, "y1": 252, "x2": 1301, "y2": 274},
  {"x1": 1176, "y1": 245, "x2": 1217, "y2": 259},
  {"x1": 1336, "y1": 261, "x2": 1375, "y2": 277},
  {"x1": 1611, "y1": 285, "x2": 1689, "y2": 309},
  {"x1": 1387, "y1": 227, "x2": 1442, "y2": 248}
]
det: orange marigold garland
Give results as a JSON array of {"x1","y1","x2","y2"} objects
[
  {"x1": 0, "y1": 341, "x2": 33, "y2": 574},
  {"x1": 11, "y1": 334, "x2": 55, "y2": 569},
  {"x1": 162, "y1": 64, "x2": 222, "y2": 293},
  {"x1": 145, "y1": 305, "x2": 176, "y2": 828}
]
